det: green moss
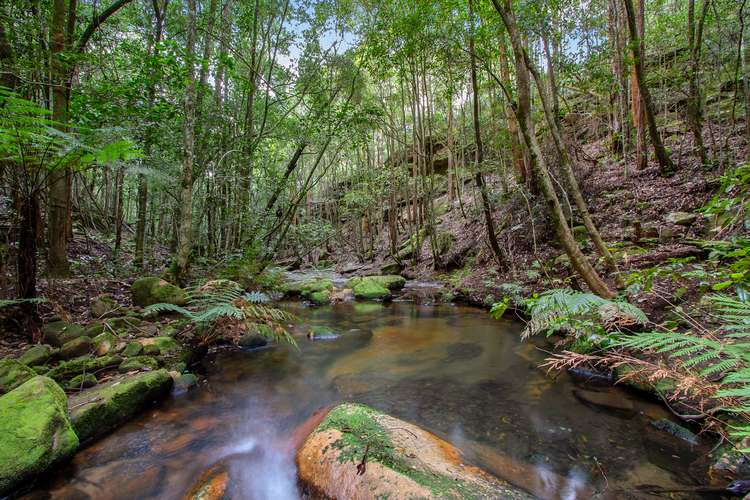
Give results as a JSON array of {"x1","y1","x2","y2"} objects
[
  {"x1": 309, "y1": 290, "x2": 332, "y2": 305},
  {"x1": 92, "y1": 332, "x2": 117, "y2": 355},
  {"x1": 122, "y1": 342, "x2": 143, "y2": 357},
  {"x1": 352, "y1": 278, "x2": 390, "y2": 300},
  {"x1": 18, "y1": 345, "x2": 57, "y2": 367},
  {"x1": 318, "y1": 404, "x2": 482, "y2": 497},
  {"x1": 69, "y1": 370, "x2": 173, "y2": 443},
  {"x1": 42, "y1": 321, "x2": 86, "y2": 347},
  {"x1": 0, "y1": 376, "x2": 79, "y2": 495},
  {"x1": 65, "y1": 373, "x2": 97, "y2": 391},
  {"x1": 118, "y1": 356, "x2": 159, "y2": 372},
  {"x1": 131, "y1": 276, "x2": 187, "y2": 307},
  {"x1": 352, "y1": 303, "x2": 385, "y2": 314},
  {"x1": 46, "y1": 355, "x2": 122, "y2": 382},
  {"x1": 282, "y1": 278, "x2": 333, "y2": 299},
  {"x1": 0, "y1": 359, "x2": 36, "y2": 395}
]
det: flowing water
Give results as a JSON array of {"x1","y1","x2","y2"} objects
[{"x1": 24, "y1": 301, "x2": 713, "y2": 499}]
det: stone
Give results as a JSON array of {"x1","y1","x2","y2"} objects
[
  {"x1": 118, "y1": 356, "x2": 159, "y2": 373},
  {"x1": 0, "y1": 376, "x2": 79, "y2": 496},
  {"x1": 282, "y1": 278, "x2": 333, "y2": 299},
  {"x1": 184, "y1": 462, "x2": 230, "y2": 500},
  {"x1": 308, "y1": 290, "x2": 331, "y2": 305},
  {"x1": 92, "y1": 332, "x2": 118, "y2": 356},
  {"x1": 131, "y1": 276, "x2": 187, "y2": 308},
  {"x1": 65, "y1": 373, "x2": 98, "y2": 391},
  {"x1": 122, "y1": 341, "x2": 144, "y2": 357},
  {"x1": 46, "y1": 355, "x2": 122, "y2": 382},
  {"x1": 296, "y1": 403, "x2": 531, "y2": 500},
  {"x1": 238, "y1": 332, "x2": 269, "y2": 350},
  {"x1": 59, "y1": 336, "x2": 93, "y2": 360},
  {"x1": 347, "y1": 275, "x2": 406, "y2": 291},
  {"x1": 18, "y1": 344, "x2": 56, "y2": 367},
  {"x1": 650, "y1": 418, "x2": 699, "y2": 445},
  {"x1": 0, "y1": 359, "x2": 36, "y2": 395},
  {"x1": 573, "y1": 389, "x2": 635, "y2": 416},
  {"x1": 307, "y1": 326, "x2": 339, "y2": 341},
  {"x1": 84, "y1": 320, "x2": 105, "y2": 337},
  {"x1": 379, "y1": 260, "x2": 402, "y2": 275},
  {"x1": 665, "y1": 211, "x2": 698, "y2": 226},
  {"x1": 68, "y1": 370, "x2": 173, "y2": 443},
  {"x1": 139, "y1": 336, "x2": 181, "y2": 356},
  {"x1": 90, "y1": 293, "x2": 120, "y2": 319},
  {"x1": 173, "y1": 373, "x2": 198, "y2": 392},
  {"x1": 42, "y1": 321, "x2": 86, "y2": 347}
]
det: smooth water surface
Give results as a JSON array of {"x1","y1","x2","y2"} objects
[{"x1": 25, "y1": 302, "x2": 710, "y2": 499}]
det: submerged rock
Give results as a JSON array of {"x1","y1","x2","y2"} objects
[
  {"x1": 0, "y1": 359, "x2": 36, "y2": 395},
  {"x1": 18, "y1": 344, "x2": 57, "y2": 367},
  {"x1": 296, "y1": 403, "x2": 531, "y2": 499},
  {"x1": 132, "y1": 276, "x2": 187, "y2": 308},
  {"x1": 68, "y1": 369, "x2": 173, "y2": 443},
  {"x1": 0, "y1": 376, "x2": 79, "y2": 496},
  {"x1": 650, "y1": 418, "x2": 699, "y2": 445},
  {"x1": 308, "y1": 326, "x2": 339, "y2": 341},
  {"x1": 573, "y1": 389, "x2": 636, "y2": 416},
  {"x1": 238, "y1": 331, "x2": 269, "y2": 349}
]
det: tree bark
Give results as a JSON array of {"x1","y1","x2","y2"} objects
[
  {"x1": 686, "y1": 0, "x2": 710, "y2": 165},
  {"x1": 469, "y1": 0, "x2": 506, "y2": 268},
  {"x1": 623, "y1": 0, "x2": 676, "y2": 176},
  {"x1": 174, "y1": 0, "x2": 198, "y2": 285},
  {"x1": 492, "y1": 0, "x2": 615, "y2": 298}
]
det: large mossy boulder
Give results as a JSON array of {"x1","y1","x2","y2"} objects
[
  {"x1": 42, "y1": 321, "x2": 86, "y2": 347},
  {"x1": 131, "y1": 276, "x2": 187, "y2": 308},
  {"x1": 0, "y1": 376, "x2": 79, "y2": 495},
  {"x1": 18, "y1": 344, "x2": 57, "y2": 367},
  {"x1": 0, "y1": 359, "x2": 36, "y2": 395},
  {"x1": 282, "y1": 277, "x2": 333, "y2": 299},
  {"x1": 68, "y1": 369, "x2": 173, "y2": 443},
  {"x1": 346, "y1": 275, "x2": 403, "y2": 300},
  {"x1": 296, "y1": 403, "x2": 531, "y2": 499}
]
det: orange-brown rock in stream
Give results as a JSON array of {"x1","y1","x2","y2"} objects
[
  {"x1": 184, "y1": 462, "x2": 229, "y2": 500},
  {"x1": 295, "y1": 403, "x2": 532, "y2": 499}
]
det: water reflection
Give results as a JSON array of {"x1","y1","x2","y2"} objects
[{"x1": 25, "y1": 302, "x2": 709, "y2": 499}]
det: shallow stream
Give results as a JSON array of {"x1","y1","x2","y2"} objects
[{"x1": 25, "y1": 302, "x2": 712, "y2": 499}]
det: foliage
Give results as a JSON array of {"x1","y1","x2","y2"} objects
[
  {"x1": 520, "y1": 288, "x2": 647, "y2": 341},
  {"x1": 0, "y1": 297, "x2": 47, "y2": 309},
  {"x1": 143, "y1": 279, "x2": 296, "y2": 347}
]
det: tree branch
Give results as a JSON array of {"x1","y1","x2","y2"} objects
[{"x1": 75, "y1": 0, "x2": 135, "y2": 54}]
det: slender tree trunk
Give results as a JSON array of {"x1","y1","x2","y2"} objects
[
  {"x1": 744, "y1": 16, "x2": 750, "y2": 145},
  {"x1": 174, "y1": 0, "x2": 198, "y2": 284},
  {"x1": 629, "y1": 0, "x2": 647, "y2": 170},
  {"x1": 492, "y1": 0, "x2": 614, "y2": 298},
  {"x1": 498, "y1": 33, "x2": 529, "y2": 184},
  {"x1": 469, "y1": 0, "x2": 505, "y2": 268},
  {"x1": 623, "y1": 0, "x2": 676, "y2": 176},
  {"x1": 47, "y1": 0, "x2": 71, "y2": 277},
  {"x1": 686, "y1": 0, "x2": 710, "y2": 165},
  {"x1": 114, "y1": 165, "x2": 125, "y2": 252}
]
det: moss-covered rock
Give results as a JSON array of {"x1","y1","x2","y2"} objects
[
  {"x1": 92, "y1": 332, "x2": 118, "y2": 356},
  {"x1": 309, "y1": 290, "x2": 331, "y2": 305},
  {"x1": 346, "y1": 276, "x2": 400, "y2": 300},
  {"x1": 68, "y1": 370, "x2": 173, "y2": 443},
  {"x1": 46, "y1": 355, "x2": 122, "y2": 382},
  {"x1": 282, "y1": 278, "x2": 333, "y2": 299},
  {"x1": 42, "y1": 321, "x2": 86, "y2": 347},
  {"x1": 0, "y1": 376, "x2": 79, "y2": 495},
  {"x1": 0, "y1": 359, "x2": 36, "y2": 395},
  {"x1": 18, "y1": 344, "x2": 57, "y2": 367},
  {"x1": 122, "y1": 341, "x2": 144, "y2": 357},
  {"x1": 58, "y1": 336, "x2": 93, "y2": 360},
  {"x1": 65, "y1": 373, "x2": 98, "y2": 391},
  {"x1": 131, "y1": 276, "x2": 187, "y2": 308},
  {"x1": 90, "y1": 293, "x2": 120, "y2": 319},
  {"x1": 138, "y1": 336, "x2": 181, "y2": 356},
  {"x1": 296, "y1": 403, "x2": 531, "y2": 499},
  {"x1": 347, "y1": 275, "x2": 406, "y2": 291},
  {"x1": 119, "y1": 356, "x2": 159, "y2": 372}
]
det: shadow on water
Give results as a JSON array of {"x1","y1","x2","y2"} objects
[{"x1": 25, "y1": 302, "x2": 714, "y2": 499}]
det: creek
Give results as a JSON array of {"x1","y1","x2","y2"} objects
[{"x1": 25, "y1": 300, "x2": 711, "y2": 499}]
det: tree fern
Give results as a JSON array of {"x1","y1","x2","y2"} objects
[
  {"x1": 521, "y1": 288, "x2": 647, "y2": 340},
  {"x1": 143, "y1": 279, "x2": 296, "y2": 347}
]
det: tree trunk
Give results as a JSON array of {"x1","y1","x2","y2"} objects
[
  {"x1": 492, "y1": 0, "x2": 615, "y2": 298},
  {"x1": 623, "y1": 0, "x2": 676, "y2": 176},
  {"x1": 114, "y1": 165, "x2": 125, "y2": 252},
  {"x1": 629, "y1": 0, "x2": 647, "y2": 170},
  {"x1": 174, "y1": 0, "x2": 198, "y2": 285},
  {"x1": 686, "y1": 0, "x2": 710, "y2": 165},
  {"x1": 46, "y1": 0, "x2": 71, "y2": 277},
  {"x1": 469, "y1": 0, "x2": 505, "y2": 268}
]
